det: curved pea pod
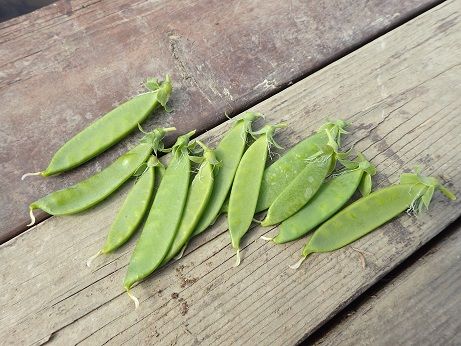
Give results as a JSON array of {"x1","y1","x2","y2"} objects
[
  {"x1": 290, "y1": 170, "x2": 456, "y2": 269},
  {"x1": 86, "y1": 156, "x2": 164, "y2": 267},
  {"x1": 261, "y1": 127, "x2": 348, "y2": 227},
  {"x1": 124, "y1": 131, "x2": 196, "y2": 305},
  {"x1": 268, "y1": 154, "x2": 376, "y2": 243},
  {"x1": 256, "y1": 119, "x2": 348, "y2": 212},
  {"x1": 162, "y1": 141, "x2": 218, "y2": 264},
  {"x1": 27, "y1": 127, "x2": 175, "y2": 225},
  {"x1": 228, "y1": 123, "x2": 286, "y2": 266},
  {"x1": 192, "y1": 112, "x2": 262, "y2": 236},
  {"x1": 22, "y1": 75, "x2": 172, "y2": 178}
]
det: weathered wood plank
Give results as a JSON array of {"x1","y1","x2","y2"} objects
[
  {"x1": 0, "y1": 0, "x2": 440, "y2": 242},
  {"x1": 312, "y1": 219, "x2": 461, "y2": 346},
  {"x1": 0, "y1": 1, "x2": 460, "y2": 344}
]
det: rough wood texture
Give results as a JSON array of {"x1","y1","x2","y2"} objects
[
  {"x1": 313, "y1": 220, "x2": 461, "y2": 346},
  {"x1": 1, "y1": 1, "x2": 460, "y2": 344},
  {"x1": 0, "y1": 0, "x2": 440, "y2": 242}
]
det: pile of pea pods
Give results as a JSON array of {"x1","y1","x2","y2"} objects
[{"x1": 23, "y1": 76, "x2": 456, "y2": 308}]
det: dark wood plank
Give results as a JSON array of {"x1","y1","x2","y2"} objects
[
  {"x1": 0, "y1": 1, "x2": 459, "y2": 344},
  {"x1": 312, "y1": 219, "x2": 461, "y2": 346},
  {"x1": 0, "y1": 0, "x2": 440, "y2": 242}
]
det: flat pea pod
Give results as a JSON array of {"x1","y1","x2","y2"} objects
[
  {"x1": 256, "y1": 119, "x2": 348, "y2": 212},
  {"x1": 86, "y1": 156, "x2": 162, "y2": 267},
  {"x1": 291, "y1": 170, "x2": 456, "y2": 269},
  {"x1": 270, "y1": 154, "x2": 376, "y2": 243},
  {"x1": 27, "y1": 127, "x2": 174, "y2": 225},
  {"x1": 22, "y1": 76, "x2": 172, "y2": 178},
  {"x1": 162, "y1": 141, "x2": 218, "y2": 264},
  {"x1": 124, "y1": 131, "x2": 195, "y2": 300},
  {"x1": 228, "y1": 123, "x2": 286, "y2": 266},
  {"x1": 261, "y1": 127, "x2": 346, "y2": 227},
  {"x1": 192, "y1": 112, "x2": 261, "y2": 237}
]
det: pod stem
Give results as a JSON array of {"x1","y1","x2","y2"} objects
[
  {"x1": 289, "y1": 256, "x2": 306, "y2": 270},
  {"x1": 86, "y1": 250, "x2": 102, "y2": 267},
  {"x1": 174, "y1": 244, "x2": 187, "y2": 261},
  {"x1": 260, "y1": 235, "x2": 273, "y2": 241},
  {"x1": 233, "y1": 248, "x2": 241, "y2": 267},
  {"x1": 21, "y1": 171, "x2": 42, "y2": 180},
  {"x1": 127, "y1": 290, "x2": 140, "y2": 310},
  {"x1": 27, "y1": 208, "x2": 36, "y2": 227}
]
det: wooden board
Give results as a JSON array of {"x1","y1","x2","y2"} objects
[
  {"x1": 0, "y1": 0, "x2": 440, "y2": 242},
  {"x1": 0, "y1": 1, "x2": 460, "y2": 344},
  {"x1": 312, "y1": 219, "x2": 461, "y2": 345}
]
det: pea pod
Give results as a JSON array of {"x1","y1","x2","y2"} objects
[
  {"x1": 162, "y1": 141, "x2": 218, "y2": 264},
  {"x1": 290, "y1": 169, "x2": 456, "y2": 269},
  {"x1": 256, "y1": 120, "x2": 347, "y2": 212},
  {"x1": 124, "y1": 131, "x2": 195, "y2": 306},
  {"x1": 261, "y1": 127, "x2": 347, "y2": 227},
  {"x1": 192, "y1": 112, "x2": 261, "y2": 237},
  {"x1": 228, "y1": 123, "x2": 286, "y2": 266},
  {"x1": 86, "y1": 156, "x2": 164, "y2": 267},
  {"x1": 27, "y1": 127, "x2": 175, "y2": 225},
  {"x1": 22, "y1": 75, "x2": 172, "y2": 178},
  {"x1": 267, "y1": 154, "x2": 376, "y2": 243}
]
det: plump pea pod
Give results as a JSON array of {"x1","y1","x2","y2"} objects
[
  {"x1": 261, "y1": 127, "x2": 348, "y2": 227},
  {"x1": 192, "y1": 112, "x2": 262, "y2": 236},
  {"x1": 256, "y1": 119, "x2": 348, "y2": 212},
  {"x1": 290, "y1": 169, "x2": 456, "y2": 269},
  {"x1": 268, "y1": 154, "x2": 376, "y2": 243},
  {"x1": 124, "y1": 131, "x2": 195, "y2": 307},
  {"x1": 228, "y1": 123, "x2": 286, "y2": 266},
  {"x1": 27, "y1": 127, "x2": 175, "y2": 225},
  {"x1": 162, "y1": 141, "x2": 219, "y2": 264},
  {"x1": 86, "y1": 156, "x2": 164, "y2": 267},
  {"x1": 22, "y1": 76, "x2": 172, "y2": 178}
]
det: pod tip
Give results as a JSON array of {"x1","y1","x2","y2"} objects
[
  {"x1": 289, "y1": 256, "x2": 306, "y2": 270},
  {"x1": 233, "y1": 248, "x2": 241, "y2": 267},
  {"x1": 127, "y1": 290, "x2": 140, "y2": 310},
  {"x1": 26, "y1": 208, "x2": 36, "y2": 227},
  {"x1": 86, "y1": 250, "x2": 102, "y2": 268},
  {"x1": 21, "y1": 171, "x2": 42, "y2": 180}
]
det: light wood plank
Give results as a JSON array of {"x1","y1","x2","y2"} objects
[
  {"x1": 1, "y1": 1, "x2": 460, "y2": 344},
  {"x1": 313, "y1": 220, "x2": 461, "y2": 346}
]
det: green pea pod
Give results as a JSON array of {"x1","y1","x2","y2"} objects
[
  {"x1": 290, "y1": 170, "x2": 456, "y2": 269},
  {"x1": 22, "y1": 76, "x2": 172, "y2": 178},
  {"x1": 256, "y1": 119, "x2": 348, "y2": 212},
  {"x1": 261, "y1": 127, "x2": 348, "y2": 227},
  {"x1": 228, "y1": 123, "x2": 286, "y2": 266},
  {"x1": 268, "y1": 154, "x2": 376, "y2": 243},
  {"x1": 192, "y1": 112, "x2": 262, "y2": 236},
  {"x1": 86, "y1": 156, "x2": 164, "y2": 268},
  {"x1": 124, "y1": 131, "x2": 196, "y2": 305},
  {"x1": 27, "y1": 127, "x2": 175, "y2": 225},
  {"x1": 162, "y1": 141, "x2": 218, "y2": 264}
]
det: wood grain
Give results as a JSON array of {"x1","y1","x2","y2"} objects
[
  {"x1": 0, "y1": 1, "x2": 460, "y2": 344},
  {"x1": 313, "y1": 220, "x2": 461, "y2": 346},
  {"x1": 0, "y1": 0, "x2": 440, "y2": 242}
]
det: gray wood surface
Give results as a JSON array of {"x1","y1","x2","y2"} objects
[
  {"x1": 0, "y1": 0, "x2": 440, "y2": 242},
  {"x1": 313, "y1": 220, "x2": 461, "y2": 346},
  {"x1": 0, "y1": 1, "x2": 460, "y2": 344}
]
